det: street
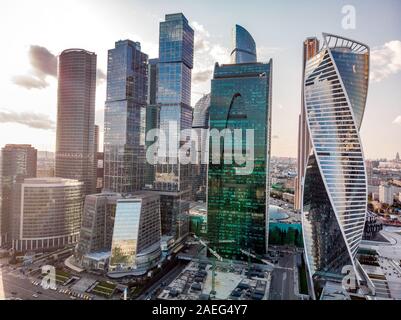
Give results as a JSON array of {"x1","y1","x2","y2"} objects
[{"x1": 269, "y1": 250, "x2": 298, "y2": 300}]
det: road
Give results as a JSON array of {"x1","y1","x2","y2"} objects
[
  {"x1": 0, "y1": 266, "x2": 64, "y2": 300},
  {"x1": 269, "y1": 251, "x2": 298, "y2": 300}
]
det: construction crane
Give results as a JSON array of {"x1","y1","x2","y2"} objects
[{"x1": 192, "y1": 234, "x2": 234, "y2": 298}]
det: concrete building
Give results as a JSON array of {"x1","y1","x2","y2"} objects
[
  {"x1": 11, "y1": 178, "x2": 83, "y2": 252},
  {"x1": 379, "y1": 183, "x2": 394, "y2": 205}
]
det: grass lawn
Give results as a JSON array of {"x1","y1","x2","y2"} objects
[{"x1": 91, "y1": 281, "x2": 117, "y2": 298}]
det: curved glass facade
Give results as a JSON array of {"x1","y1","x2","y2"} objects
[
  {"x1": 302, "y1": 33, "x2": 369, "y2": 295},
  {"x1": 230, "y1": 25, "x2": 257, "y2": 64}
]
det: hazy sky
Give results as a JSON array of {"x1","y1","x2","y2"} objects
[{"x1": 0, "y1": 0, "x2": 400, "y2": 159}]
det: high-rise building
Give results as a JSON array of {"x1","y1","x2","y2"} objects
[
  {"x1": 148, "y1": 58, "x2": 159, "y2": 105},
  {"x1": 75, "y1": 192, "x2": 119, "y2": 267},
  {"x1": 207, "y1": 25, "x2": 272, "y2": 260},
  {"x1": 302, "y1": 33, "x2": 369, "y2": 297},
  {"x1": 56, "y1": 49, "x2": 97, "y2": 196},
  {"x1": 192, "y1": 94, "x2": 211, "y2": 202},
  {"x1": 108, "y1": 192, "x2": 161, "y2": 276},
  {"x1": 11, "y1": 177, "x2": 83, "y2": 252},
  {"x1": 146, "y1": 13, "x2": 194, "y2": 244},
  {"x1": 295, "y1": 37, "x2": 320, "y2": 211},
  {"x1": 379, "y1": 183, "x2": 394, "y2": 205},
  {"x1": 396, "y1": 152, "x2": 400, "y2": 162},
  {"x1": 0, "y1": 144, "x2": 37, "y2": 245},
  {"x1": 103, "y1": 40, "x2": 148, "y2": 194}
]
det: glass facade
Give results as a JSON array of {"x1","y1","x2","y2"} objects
[
  {"x1": 104, "y1": 40, "x2": 148, "y2": 194},
  {"x1": 192, "y1": 94, "x2": 211, "y2": 202},
  {"x1": 302, "y1": 33, "x2": 369, "y2": 296},
  {"x1": 143, "y1": 13, "x2": 194, "y2": 244},
  {"x1": 0, "y1": 144, "x2": 37, "y2": 245},
  {"x1": 10, "y1": 178, "x2": 83, "y2": 252},
  {"x1": 230, "y1": 25, "x2": 257, "y2": 64},
  {"x1": 76, "y1": 193, "x2": 118, "y2": 260},
  {"x1": 109, "y1": 193, "x2": 161, "y2": 274},
  {"x1": 154, "y1": 13, "x2": 194, "y2": 193},
  {"x1": 56, "y1": 49, "x2": 97, "y2": 196},
  {"x1": 207, "y1": 31, "x2": 272, "y2": 259}
]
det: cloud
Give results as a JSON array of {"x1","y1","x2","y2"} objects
[
  {"x1": 97, "y1": 68, "x2": 107, "y2": 85},
  {"x1": 371, "y1": 40, "x2": 401, "y2": 82},
  {"x1": 29, "y1": 45, "x2": 58, "y2": 77},
  {"x1": 13, "y1": 45, "x2": 107, "y2": 89},
  {"x1": 0, "y1": 109, "x2": 55, "y2": 130},
  {"x1": 393, "y1": 115, "x2": 401, "y2": 125},
  {"x1": 190, "y1": 21, "x2": 230, "y2": 87},
  {"x1": 193, "y1": 69, "x2": 212, "y2": 83},
  {"x1": 12, "y1": 45, "x2": 57, "y2": 90},
  {"x1": 11, "y1": 75, "x2": 49, "y2": 90}
]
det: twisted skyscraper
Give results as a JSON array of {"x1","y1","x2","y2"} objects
[{"x1": 302, "y1": 33, "x2": 369, "y2": 296}]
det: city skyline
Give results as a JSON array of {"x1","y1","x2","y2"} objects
[{"x1": 0, "y1": 0, "x2": 400, "y2": 159}]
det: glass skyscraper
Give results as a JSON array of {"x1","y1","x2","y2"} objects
[
  {"x1": 192, "y1": 94, "x2": 211, "y2": 202},
  {"x1": 154, "y1": 13, "x2": 194, "y2": 193},
  {"x1": 302, "y1": 33, "x2": 369, "y2": 297},
  {"x1": 104, "y1": 40, "x2": 148, "y2": 194},
  {"x1": 207, "y1": 25, "x2": 272, "y2": 260},
  {"x1": 146, "y1": 13, "x2": 194, "y2": 243},
  {"x1": 56, "y1": 49, "x2": 97, "y2": 196},
  {"x1": 295, "y1": 38, "x2": 320, "y2": 211}
]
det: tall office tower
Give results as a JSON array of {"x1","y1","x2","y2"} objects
[
  {"x1": 0, "y1": 144, "x2": 37, "y2": 245},
  {"x1": 294, "y1": 38, "x2": 320, "y2": 211},
  {"x1": 108, "y1": 192, "x2": 161, "y2": 276},
  {"x1": 302, "y1": 34, "x2": 369, "y2": 297},
  {"x1": 103, "y1": 40, "x2": 148, "y2": 194},
  {"x1": 148, "y1": 58, "x2": 159, "y2": 105},
  {"x1": 75, "y1": 192, "x2": 119, "y2": 268},
  {"x1": 154, "y1": 13, "x2": 194, "y2": 192},
  {"x1": 144, "y1": 58, "x2": 160, "y2": 188},
  {"x1": 192, "y1": 94, "x2": 211, "y2": 202},
  {"x1": 56, "y1": 49, "x2": 97, "y2": 196},
  {"x1": 396, "y1": 152, "x2": 400, "y2": 162},
  {"x1": 207, "y1": 25, "x2": 272, "y2": 260},
  {"x1": 11, "y1": 178, "x2": 83, "y2": 252},
  {"x1": 149, "y1": 13, "x2": 194, "y2": 243}
]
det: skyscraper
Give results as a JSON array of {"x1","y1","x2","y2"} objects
[
  {"x1": 302, "y1": 33, "x2": 369, "y2": 296},
  {"x1": 192, "y1": 94, "x2": 211, "y2": 202},
  {"x1": 56, "y1": 49, "x2": 97, "y2": 196},
  {"x1": 295, "y1": 37, "x2": 320, "y2": 211},
  {"x1": 153, "y1": 13, "x2": 194, "y2": 193},
  {"x1": 146, "y1": 13, "x2": 194, "y2": 243},
  {"x1": 0, "y1": 144, "x2": 37, "y2": 245},
  {"x1": 103, "y1": 40, "x2": 148, "y2": 194},
  {"x1": 207, "y1": 25, "x2": 272, "y2": 260}
]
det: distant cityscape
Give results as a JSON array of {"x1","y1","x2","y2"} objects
[{"x1": 1, "y1": 9, "x2": 401, "y2": 302}]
